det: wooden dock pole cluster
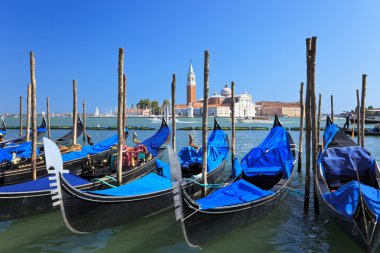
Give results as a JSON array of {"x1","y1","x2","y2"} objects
[
  {"x1": 231, "y1": 81, "x2": 236, "y2": 171},
  {"x1": 30, "y1": 52, "x2": 37, "y2": 181},
  {"x1": 303, "y1": 37, "x2": 319, "y2": 214},
  {"x1": 297, "y1": 82, "x2": 304, "y2": 173},
  {"x1": 117, "y1": 48, "x2": 126, "y2": 186},
  {"x1": 202, "y1": 50, "x2": 210, "y2": 190},
  {"x1": 19, "y1": 96, "x2": 23, "y2": 136},
  {"x1": 171, "y1": 74, "x2": 176, "y2": 152}
]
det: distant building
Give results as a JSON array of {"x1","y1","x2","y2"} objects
[
  {"x1": 175, "y1": 62, "x2": 256, "y2": 117},
  {"x1": 255, "y1": 101, "x2": 301, "y2": 117},
  {"x1": 94, "y1": 107, "x2": 100, "y2": 117},
  {"x1": 126, "y1": 108, "x2": 151, "y2": 117}
]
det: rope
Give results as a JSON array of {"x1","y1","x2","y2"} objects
[
  {"x1": 105, "y1": 175, "x2": 117, "y2": 182},
  {"x1": 185, "y1": 178, "x2": 225, "y2": 188},
  {"x1": 91, "y1": 178, "x2": 116, "y2": 188}
]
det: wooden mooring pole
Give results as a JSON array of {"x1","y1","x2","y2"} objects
[
  {"x1": 202, "y1": 50, "x2": 210, "y2": 190},
  {"x1": 330, "y1": 95, "x2": 334, "y2": 121},
  {"x1": 297, "y1": 82, "x2": 304, "y2": 173},
  {"x1": 171, "y1": 74, "x2": 176, "y2": 152},
  {"x1": 30, "y1": 52, "x2": 37, "y2": 180},
  {"x1": 122, "y1": 74, "x2": 127, "y2": 132},
  {"x1": 356, "y1": 89, "x2": 361, "y2": 146},
  {"x1": 72, "y1": 80, "x2": 78, "y2": 145},
  {"x1": 317, "y1": 93, "x2": 322, "y2": 144},
  {"x1": 360, "y1": 74, "x2": 366, "y2": 148},
  {"x1": 231, "y1": 81, "x2": 236, "y2": 172},
  {"x1": 310, "y1": 36, "x2": 319, "y2": 214},
  {"x1": 117, "y1": 48, "x2": 125, "y2": 186},
  {"x1": 304, "y1": 38, "x2": 311, "y2": 214},
  {"x1": 82, "y1": 100, "x2": 86, "y2": 143},
  {"x1": 46, "y1": 97, "x2": 51, "y2": 139},
  {"x1": 26, "y1": 84, "x2": 31, "y2": 142},
  {"x1": 19, "y1": 96, "x2": 23, "y2": 136}
]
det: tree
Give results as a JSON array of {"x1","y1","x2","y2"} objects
[
  {"x1": 151, "y1": 101, "x2": 159, "y2": 115},
  {"x1": 136, "y1": 99, "x2": 151, "y2": 109},
  {"x1": 161, "y1": 100, "x2": 170, "y2": 115},
  {"x1": 368, "y1": 105, "x2": 374, "y2": 110}
]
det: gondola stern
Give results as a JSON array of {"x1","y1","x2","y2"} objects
[{"x1": 43, "y1": 137, "x2": 86, "y2": 234}]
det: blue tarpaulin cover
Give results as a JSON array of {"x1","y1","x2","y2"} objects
[
  {"x1": 62, "y1": 134, "x2": 120, "y2": 162},
  {"x1": 155, "y1": 158, "x2": 170, "y2": 179},
  {"x1": 37, "y1": 127, "x2": 46, "y2": 133},
  {"x1": 0, "y1": 142, "x2": 40, "y2": 162},
  {"x1": 141, "y1": 122, "x2": 170, "y2": 156},
  {"x1": 324, "y1": 180, "x2": 380, "y2": 220},
  {"x1": 196, "y1": 179, "x2": 273, "y2": 210},
  {"x1": 4, "y1": 142, "x2": 40, "y2": 159},
  {"x1": 0, "y1": 173, "x2": 89, "y2": 193},
  {"x1": 178, "y1": 129, "x2": 229, "y2": 173},
  {"x1": 321, "y1": 146, "x2": 376, "y2": 179},
  {"x1": 0, "y1": 148, "x2": 12, "y2": 163},
  {"x1": 88, "y1": 173, "x2": 171, "y2": 197},
  {"x1": 323, "y1": 122, "x2": 339, "y2": 150},
  {"x1": 240, "y1": 126, "x2": 293, "y2": 178}
]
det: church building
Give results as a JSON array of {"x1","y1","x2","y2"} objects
[{"x1": 175, "y1": 61, "x2": 256, "y2": 118}]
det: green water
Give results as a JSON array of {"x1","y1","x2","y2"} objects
[{"x1": 0, "y1": 117, "x2": 379, "y2": 253}]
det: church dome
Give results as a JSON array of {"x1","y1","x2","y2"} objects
[{"x1": 220, "y1": 84, "x2": 231, "y2": 97}]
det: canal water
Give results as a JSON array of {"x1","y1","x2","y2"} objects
[{"x1": 0, "y1": 117, "x2": 379, "y2": 253}]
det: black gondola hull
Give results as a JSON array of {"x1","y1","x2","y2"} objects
[
  {"x1": 0, "y1": 149, "x2": 165, "y2": 221},
  {"x1": 320, "y1": 198, "x2": 380, "y2": 253},
  {"x1": 58, "y1": 159, "x2": 226, "y2": 232},
  {"x1": 0, "y1": 148, "x2": 116, "y2": 185},
  {"x1": 342, "y1": 128, "x2": 380, "y2": 137},
  {"x1": 180, "y1": 191, "x2": 283, "y2": 246}
]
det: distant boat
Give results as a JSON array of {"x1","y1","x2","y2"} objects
[
  {"x1": 149, "y1": 115, "x2": 179, "y2": 123},
  {"x1": 350, "y1": 109, "x2": 380, "y2": 124},
  {"x1": 237, "y1": 116, "x2": 272, "y2": 124}
]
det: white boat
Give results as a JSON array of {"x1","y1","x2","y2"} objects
[
  {"x1": 236, "y1": 117, "x2": 272, "y2": 124},
  {"x1": 149, "y1": 115, "x2": 179, "y2": 123}
]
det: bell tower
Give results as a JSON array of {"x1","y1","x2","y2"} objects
[{"x1": 187, "y1": 60, "x2": 196, "y2": 105}]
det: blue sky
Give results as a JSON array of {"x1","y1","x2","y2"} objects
[{"x1": 0, "y1": 1, "x2": 379, "y2": 114}]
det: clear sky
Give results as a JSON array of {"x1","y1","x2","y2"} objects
[{"x1": 0, "y1": 0, "x2": 379, "y2": 114}]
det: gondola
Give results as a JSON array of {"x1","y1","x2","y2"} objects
[
  {"x1": 0, "y1": 119, "x2": 170, "y2": 221},
  {"x1": 55, "y1": 115, "x2": 86, "y2": 144},
  {"x1": 341, "y1": 127, "x2": 380, "y2": 137},
  {"x1": 49, "y1": 119, "x2": 229, "y2": 233},
  {"x1": 171, "y1": 116, "x2": 296, "y2": 247},
  {"x1": 0, "y1": 116, "x2": 86, "y2": 185},
  {"x1": 0, "y1": 116, "x2": 47, "y2": 148},
  {"x1": 318, "y1": 117, "x2": 380, "y2": 252}
]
